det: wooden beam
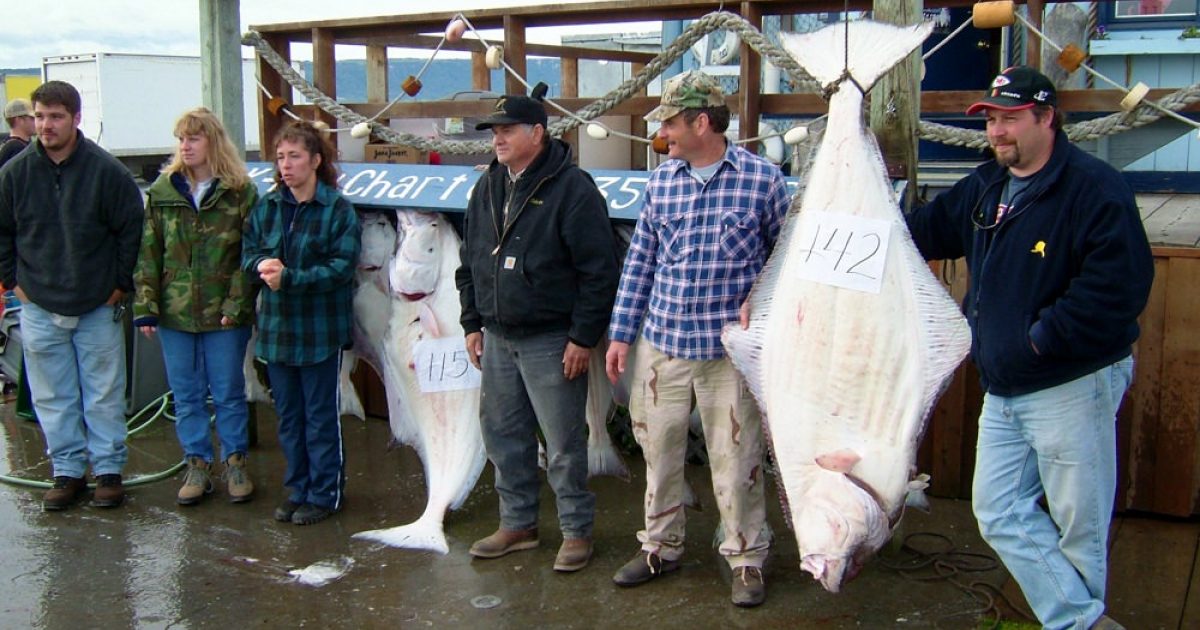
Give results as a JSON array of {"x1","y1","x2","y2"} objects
[
  {"x1": 312, "y1": 27, "x2": 338, "y2": 146},
  {"x1": 561, "y1": 57, "x2": 580, "y2": 162},
  {"x1": 1026, "y1": 0, "x2": 1044, "y2": 69},
  {"x1": 503, "y1": 15, "x2": 527, "y2": 96},
  {"x1": 739, "y1": 2, "x2": 763, "y2": 152},
  {"x1": 630, "y1": 62, "x2": 647, "y2": 170},
  {"x1": 257, "y1": 33, "x2": 290, "y2": 155},
  {"x1": 471, "y1": 51, "x2": 491, "y2": 92},
  {"x1": 870, "y1": 0, "x2": 923, "y2": 206},
  {"x1": 358, "y1": 34, "x2": 657, "y2": 64},
  {"x1": 366, "y1": 44, "x2": 388, "y2": 103}
]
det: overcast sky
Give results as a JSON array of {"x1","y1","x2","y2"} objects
[{"x1": 0, "y1": 0, "x2": 658, "y2": 69}]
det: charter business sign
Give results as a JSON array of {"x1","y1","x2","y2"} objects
[{"x1": 248, "y1": 162, "x2": 798, "y2": 221}]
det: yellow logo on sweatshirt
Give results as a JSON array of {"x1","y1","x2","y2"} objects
[{"x1": 1031, "y1": 240, "x2": 1046, "y2": 257}]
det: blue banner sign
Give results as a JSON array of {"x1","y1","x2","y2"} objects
[{"x1": 248, "y1": 162, "x2": 799, "y2": 221}]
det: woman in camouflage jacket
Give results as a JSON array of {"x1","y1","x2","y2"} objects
[{"x1": 133, "y1": 107, "x2": 259, "y2": 506}]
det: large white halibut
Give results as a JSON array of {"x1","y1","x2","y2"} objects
[{"x1": 722, "y1": 20, "x2": 971, "y2": 593}]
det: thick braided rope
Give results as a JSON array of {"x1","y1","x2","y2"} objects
[
  {"x1": 919, "y1": 80, "x2": 1200, "y2": 149},
  {"x1": 244, "y1": 12, "x2": 819, "y2": 154}
]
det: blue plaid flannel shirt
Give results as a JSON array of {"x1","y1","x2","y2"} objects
[{"x1": 608, "y1": 142, "x2": 790, "y2": 360}]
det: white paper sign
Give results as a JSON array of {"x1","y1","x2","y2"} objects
[
  {"x1": 794, "y1": 211, "x2": 893, "y2": 294},
  {"x1": 413, "y1": 337, "x2": 481, "y2": 393}
]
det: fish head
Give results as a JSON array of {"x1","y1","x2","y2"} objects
[
  {"x1": 794, "y1": 471, "x2": 890, "y2": 593},
  {"x1": 358, "y1": 211, "x2": 397, "y2": 293},
  {"x1": 390, "y1": 211, "x2": 442, "y2": 300}
]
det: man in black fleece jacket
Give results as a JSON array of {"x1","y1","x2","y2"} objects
[
  {"x1": 0, "y1": 81, "x2": 143, "y2": 511},
  {"x1": 455, "y1": 85, "x2": 618, "y2": 572},
  {"x1": 906, "y1": 67, "x2": 1152, "y2": 630}
]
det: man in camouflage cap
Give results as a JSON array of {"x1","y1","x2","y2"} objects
[{"x1": 606, "y1": 69, "x2": 789, "y2": 607}]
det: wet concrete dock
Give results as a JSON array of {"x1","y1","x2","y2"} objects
[{"x1": 0, "y1": 401, "x2": 1022, "y2": 629}]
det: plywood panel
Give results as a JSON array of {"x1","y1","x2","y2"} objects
[
  {"x1": 1105, "y1": 517, "x2": 1198, "y2": 629},
  {"x1": 1142, "y1": 196, "x2": 1200, "y2": 247},
  {"x1": 1154, "y1": 257, "x2": 1200, "y2": 516},
  {"x1": 1124, "y1": 257, "x2": 1168, "y2": 511},
  {"x1": 1137, "y1": 194, "x2": 1171, "y2": 221}
]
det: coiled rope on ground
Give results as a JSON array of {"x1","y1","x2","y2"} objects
[{"x1": 243, "y1": 10, "x2": 1200, "y2": 156}]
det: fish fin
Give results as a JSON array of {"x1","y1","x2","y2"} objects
[
  {"x1": 585, "y1": 342, "x2": 631, "y2": 481},
  {"x1": 338, "y1": 350, "x2": 366, "y2": 421},
  {"x1": 587, "y1": 439, "x2": 631, "y2": 481},
  {"x1": 780, "y1": 20, "x2": 933, "y2": 91},
  {"x1": 815, "y1": 448, "x2": 861, "y2": 473},
  {"x1": 353, "y1": 513, "x2": 450, "y2": 555},
  {"x1": 417, "y1": 301, "x2": 441, "y2": 338}
]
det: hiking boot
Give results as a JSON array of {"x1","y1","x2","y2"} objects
[
  {"x1": 1090, "y1": 616, "x2": 1126, "y2": 630},
  {"x1": 612, "y1": 550, "x2": 680, "y2": 586},
  {"x1": 731, "y1": 566, "x2": 766, "y2": 608},
  {"x1": 42, "y1": 476, "x2": 87, "y2": 511},
  {"x1": 291, "y1": 503, "x2": 337, "y2": 526},
  {"x1": 176, "y1": 457, "x2": 212, "y2": 506},
  {"x1": 274, "y1": 499, "x2": 301, "y2": 522},
  {"x1": 469, "y1": 528, "x2": 539, "y2": 559},
  {"x1": 223, "y1": 453, "x2": 254, "y2": 503},
  {"x1": 91, "y1": 474, "x2": 125, "y2": 508},
  {"x1": 553, "y1": 537, "x2": 593, "y2": 572}
]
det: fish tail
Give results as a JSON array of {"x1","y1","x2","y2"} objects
[
  {"x1": 781, "y1": 20, "x2": 933, "y2": 91},
  {"x1": 588, "y1": 440, "x2": 631, "y2": 481},
  {"x1": 352, "y1": 513, "x2": 450, "y2": 554}
]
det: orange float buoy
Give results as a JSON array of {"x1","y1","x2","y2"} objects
[
  {"x1": 266, "y1": 96, "x2": 289, "y2": 116},
  {"x1": 972, "y1": 1, "x2": 1016, "y2": 29},
  {"x1": 651, "y1": 136, "x2": 669, "y2": 155},
  {"x1": 1057, "y1": 44, "x2": 1086, "y2": 73},
  {"x1": 402, "y1": 75, "x2": 422, "y2": 97}
]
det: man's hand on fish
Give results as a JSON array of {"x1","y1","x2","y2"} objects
[
  {"x1": 258, "y1": 257, "x2": 285, "y2": 291},
  {"x1": 465, "y1": 332, "x2": 483, "y2": 370},
  {"x1": 106, "y1": 288, "x2": 125, "y2": 305},
  {"x1": 739, "y1": 300, "x2": 751, "y2": 329},
  {"x1": 138, "y1": 325, "x2": 157, "y2": 339},
  {"x1": 220, "y1": 315, "x2": 234, "y2": 327},
  {"x1": 562, "y1": 341, "x2": 589, "y2": 380},
  {"x1": 13, "y1": 285, "x2": 27, "y2": 304},
  {"x1": 604, "y1": 340, "x2": 629, "y2": 385}
]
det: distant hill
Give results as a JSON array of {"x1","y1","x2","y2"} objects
[
  {"x1": 297, "y1": 58, "x2": 562, "y2": 102},
  {"x1": 0, "y1": 68, "x2": 39, "y2": 77}
]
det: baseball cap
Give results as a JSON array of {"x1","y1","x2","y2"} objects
[
  {"x1": 644, "y1": 70, "x2": 725, "y2": 122},
  {"x1": 475, "y1": 82, "x2": 549, "y2": 130},
  {"x1": 3, "y1": 98, "x2": 33, "y2": 119},
  {"x1": 966, "y1": 66, "x2": 1057, "y2": 115}
]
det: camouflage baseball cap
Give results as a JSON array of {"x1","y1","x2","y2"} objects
[{"x1": 644, "y1": 70, "x2": 725, "y2": 122}]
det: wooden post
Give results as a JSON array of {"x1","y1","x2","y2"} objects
[
  {"x1": 739, "y1": 2, "x2": 763, "y2": 153},
  {"x1": 1026, "y1": 0, "x2": 1044, "y2": 69},
  {"x1": 630, "y1": 62, "x2": 647, "y2": 170},
  {"x1": 503, "y1": 15, "x2": 527, "y2": 96},
  {"x1": 561, "y1": 56, "x2": 579, "y2": 162},
  {"x1": 870, "y1": 0, "x2": 922, "y2": 210},
  {"x1": 312, "y1": 27, "x2": 337, "y2": 148},
  {"x1": 199, "y1": 0, "x2": 245, "y2": 155},
  {"x1": 471, "y1": 50, "x2": 491, "y2": 91},
  {"x1": 257, "y1": 33, "x2": 289, "y2": 156},
  {"x1": 366, "y1": 44, "x2": 389, "y2": 104}
]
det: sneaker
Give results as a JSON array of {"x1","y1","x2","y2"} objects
[
  {"x1": 469, "y1": 528, "x2": 539, "y2": 559},
  {"x1": 612, "y1": 550, "x2": 680, "y2": 586},
  {"x1": 42, "y1": 476, "x2": 87, "y2": 511},
  {"x1": 223, "y1": 453, "x2": 254, "y2": 503},
  {"x1": 91, "y1": 474, "x2": 125, "y2": 508},
  {"x1": 176, "y1": 457, "x2": 212, "y2": 506},
  {"x1": 274, "y1": 499, "x2": 301, "y2": 523},
  {"x1": 291, "y1": 503, "x2": 336, "y2": 526},
  {"x1": 553, "y1": 537, "x2": 593, "y2": 572},
  {"x1": 731, "y1": 566, "x2": 766, "y2": 608}
]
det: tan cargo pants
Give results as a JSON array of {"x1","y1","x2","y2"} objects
[{"x1": 629, "y1": 342, "x2": 769, "y2": 569}]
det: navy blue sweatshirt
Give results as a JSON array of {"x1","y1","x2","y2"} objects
[{"x1": 906, "y1": 132, "x2": 1153, "y2": 396}]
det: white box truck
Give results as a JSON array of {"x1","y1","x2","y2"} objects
[{"x1": 42, "y1": 52, "x2": 260, "y2": 178}]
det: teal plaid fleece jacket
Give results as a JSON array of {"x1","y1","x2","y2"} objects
[{"x1": 242, "y1": 181, "x2": 360, "y2": 365}]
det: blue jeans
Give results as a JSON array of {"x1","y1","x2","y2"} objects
[
  {"x1": 19, "y1": 301, "x2": 128, "y2": 478},
  {"x1": 158, "y1": 326, "x2": 251, "y2": 463},
  {"x1": 972, "y1": 357, "x2": 1133, "y2": 630},
  {"x1": 480, "y1": 329, "x2": 594, "y2": 538},
  {"x1": 267, "y1": 354, "x2": 344, "y2": 510}
]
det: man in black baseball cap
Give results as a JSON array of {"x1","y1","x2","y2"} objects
[
  {"x1": 457, "y1": 81, "x2": 619, "y2": 574},
  {"x1": 905, "y1": 63, "x2": 1150, "y2": 630}
]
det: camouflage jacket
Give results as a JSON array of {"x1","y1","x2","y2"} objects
[{"x1": 133, "y1": 172, "x2": 259, "y2": 332}]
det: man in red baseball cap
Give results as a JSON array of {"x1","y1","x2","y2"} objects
[{"x1": 905, "y1": 66, "x2": 1152, "y2": 630}]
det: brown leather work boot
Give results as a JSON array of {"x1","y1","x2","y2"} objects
[
  {"x1": 469, "y1": 527, "x2": 539, "y2": 559},
  {"x1": 731, "y1": 566, "x2": 766, "y2": 608},
  {"x1": 224, "y1": 453, "x2": 254, "y2": 503},
  {"x1": 553, "y1": 537, "x2": 593, "y2": 572},
  {"x1": 612, "y1": 550, "x2": 680, "y2": 586},
  {"x1": 42, "y1": 476, "x2": 87, "y2": 511},
  {"x1": 91, "y1": 474, "x2": 125, "y2": 508}
]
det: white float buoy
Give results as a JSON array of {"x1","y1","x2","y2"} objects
[
  {"x1": 1120, "y1": 82, "x2": 1150, "y2": 112},
  {"x1": 485, "y1": 46, "x2": 504, "y2": 70},
  {"x1": 586, "y1": 123, "x2": 610, "y2": 140},
  {"x1": 351, "y1": 122, "x2": 371, "y2": 139},
  {"x1": 784, "y1": 126, "x2": 809, "y2": 145}
]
